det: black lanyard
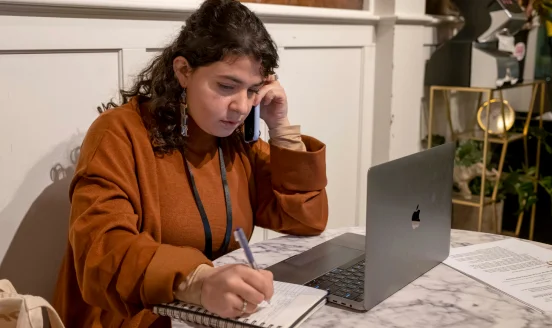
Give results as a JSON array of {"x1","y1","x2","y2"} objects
[{"x1": 183, "y1": 139, "x2": 232, "y2": 260}]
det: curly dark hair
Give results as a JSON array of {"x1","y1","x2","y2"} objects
[{"x1": 99, "y1": 0, "x2": 279, "y2": 155}]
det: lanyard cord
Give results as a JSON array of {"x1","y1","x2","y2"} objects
[{"x1": 183, "y1": 139, "x2": 233, "y2": 260}]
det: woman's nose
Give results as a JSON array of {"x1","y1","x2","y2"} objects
[{"x1": 230, "y1": 93, "x2": 251, "y2": 115}]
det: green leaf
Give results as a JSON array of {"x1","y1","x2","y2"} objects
[
  {"x1": 525, "y1": 195, "x2": 538, "y2": 210},
  {"x1": 539, "y1": 176, "x2": 552, "y2": 195},
  {"x1": 525, "y1": 166, "x2": 537, "y2": 178},
  {"x1": 545, "y1": 142, "x2": 552, "y2": 155}
]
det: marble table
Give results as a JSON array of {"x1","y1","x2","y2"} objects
[{"x1": 173, "y1": 227, "x2": 552, "y2": 328}]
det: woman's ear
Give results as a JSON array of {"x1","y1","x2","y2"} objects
[{"x1": 173, "y1": 56, "x2": 192, "y2": 88}]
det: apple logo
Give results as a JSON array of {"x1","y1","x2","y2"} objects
[{"x1": 411, "y1": 205, "x2": 421, "y2": 229}]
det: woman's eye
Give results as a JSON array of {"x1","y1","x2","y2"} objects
[
  {"x1": 218, "y1": 83, "x2": 234, "y2": 90},
  {"x1": 248, "y1": 89, "x2": 260, "y2": 95}
]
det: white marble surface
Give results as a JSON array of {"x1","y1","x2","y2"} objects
[{"x1": 173, "y1": 227, "x2": 552, "y2": 328}]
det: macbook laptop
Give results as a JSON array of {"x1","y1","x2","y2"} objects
[{"x1": 265, "y1": 142, "x2": 455, "y2": 311}]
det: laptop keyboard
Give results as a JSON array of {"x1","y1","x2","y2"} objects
[{"x1": 305, "y1": 260, "x2": 365, "y2": 302}]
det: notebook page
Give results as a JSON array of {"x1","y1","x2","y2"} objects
[{"x1": 236, "y1": 281, "x2": 327, "y2": 327}]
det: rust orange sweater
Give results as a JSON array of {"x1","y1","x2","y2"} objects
[{"x1": 52, "y1": 98, "x2": 329, "y2": 327}]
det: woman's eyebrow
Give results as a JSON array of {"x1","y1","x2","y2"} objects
[{"x1": 219, "y1": 75, "x2": 264, "y2": 87}]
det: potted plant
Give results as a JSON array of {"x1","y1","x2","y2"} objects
[
  {"x1": 452, "y1": 139, "x2": 503, "y2": 232},
  {"x1": 422, "y1": 130, "x2": 552, "y2": 234}
]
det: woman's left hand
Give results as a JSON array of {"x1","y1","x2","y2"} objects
[{"x1": 254, "y1": 74, "x2": 290, "y2": 130}]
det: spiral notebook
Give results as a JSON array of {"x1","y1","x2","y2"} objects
[{"x1": 153, "y1": 281, "x2": 328, "y2": 328}]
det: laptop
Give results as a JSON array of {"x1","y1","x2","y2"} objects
[{"x1": 265, "y1": 142, "x2": 455, "y2": 311}]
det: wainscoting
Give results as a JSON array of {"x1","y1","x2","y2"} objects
[{"x1": 0, "y1": 1, "x2": 378, "y2": 265}]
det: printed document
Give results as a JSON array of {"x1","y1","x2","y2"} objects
[{"x1": 444, "y1": 238, "x2": 552, "y2": 313}]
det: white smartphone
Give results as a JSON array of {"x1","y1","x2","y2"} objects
[{"x1": 244, "y1": 104, "x2": 260, "y2": 143}]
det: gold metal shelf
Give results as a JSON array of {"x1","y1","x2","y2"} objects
[
  {"x1": 455, "y1": 131, "x2": 524, "y2": 144},
  {"x1": 427, "y1": 81, "x2": 546, "y2": 240},
  {"x1": 452, "y1": 193, "x2": 494, "y2": 207}
]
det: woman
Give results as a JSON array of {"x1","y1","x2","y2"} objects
[{"x1": 52, "y1": 0, "x2": 328, "y2": 327}]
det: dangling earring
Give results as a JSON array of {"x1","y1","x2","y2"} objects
[{"x1": 180, "y1": 89, "x2": 188, "y2": 137}]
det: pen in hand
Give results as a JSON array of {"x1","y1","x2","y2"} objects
[
  {"x1": 234, "y1": 227, "x2": 270, "y2": 304},
  {"x1": 234, "y1": 227, "x2": 259, "y2": 270}
]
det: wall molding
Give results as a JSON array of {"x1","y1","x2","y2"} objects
[
  {"x1": 1, "y1": 1, "x2": 444, "y2": 26},
  {"x1": 395, "y1": 14, "x2": 434, "y2": 25},
  {"x1": 0, "y1": 15, "x2": 375, "y2": 50},
  {"x1": 0, "y1": 0, "x2": 380, "y2": 24},
  {"x1": 378, "y1": 14, "x2": 440, "y2": 26}
]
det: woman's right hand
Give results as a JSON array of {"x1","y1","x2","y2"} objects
[{"x1": 200, "y1": 264, "x2": 274, "y2": 318}]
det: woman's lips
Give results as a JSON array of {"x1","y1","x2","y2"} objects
[{"x1": 221, "y1": 120, "x2": 240, "y2": 128}]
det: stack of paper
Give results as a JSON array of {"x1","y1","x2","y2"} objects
[{"x1": 444, "y1": 238, "x2": 552, "y2": 313}]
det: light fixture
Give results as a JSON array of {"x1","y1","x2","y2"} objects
[{"x1": 476, "y1": 98, "x2": 515, "y2": 134}]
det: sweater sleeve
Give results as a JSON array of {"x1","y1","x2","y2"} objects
[
  {"x1": 248, "y1": 128, "x2": 329, "y2": 235},
  {"x1": 68, "y1": 115, "x2": 211, "y2": 317}
]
